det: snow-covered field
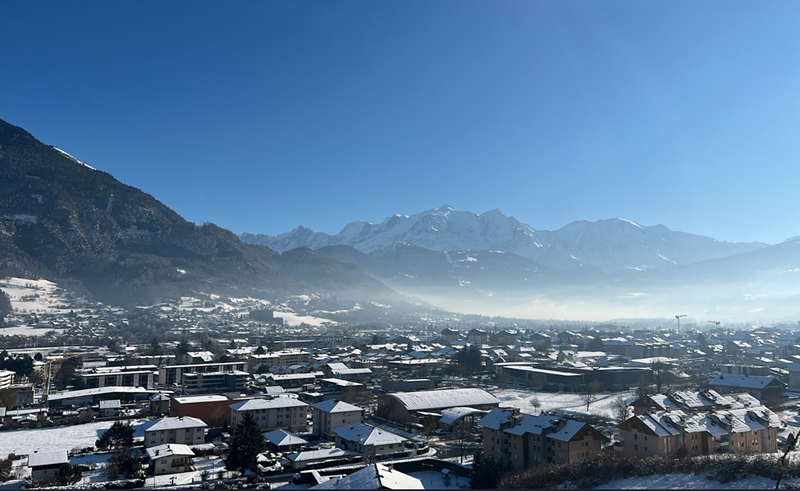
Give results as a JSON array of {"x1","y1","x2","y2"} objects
[
  {"x1": 492, "y1": 388, "x2": 637, "y2": 419},
  {"x1": 274, "y1": 311, "x2": 337, "y2": 327},
  {"x1": 0, "y1": 277, "x2": 73, "y2": 313},
  {"x1": 0, "y1": 419, "x2": 148, "y2": 456}
]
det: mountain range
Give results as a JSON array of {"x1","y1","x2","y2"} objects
[
  {"x1": 242, "y1": 207, "x2": 800, "y2": 322},
  {"x1": 0, "y1": 118, "x2": 422, "y2": 321},
  {"x1": 241, "y1": 206, "x2": 767, "y2": 273},
  {"x1": 1, "y1": 116, "x2": 798, "y2": 323}
]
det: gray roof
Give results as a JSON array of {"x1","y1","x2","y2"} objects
[
  {"x1": 311, "y1": 399, "x2": 363, "y2": 414},
  {"x1": 146, "y1": 416, "x2": 207, "y2": 432},
  {"x1": 263, "y1": 429, "x2": 308, "y2": 447},
  {"x1": 333, "y1": 424, "x2": 406, "y2": 446},
  {"x1": 146, "y1": 443, "x2": 195, "y2": 460},
  {"x1": 310, "y1": 463, "x2": 423, "y2": 490},
  {"x1": 710, "y1": 374, "x2": 784, "y2": 389},
  {"x1": 387, "y1": 388, "x2": 499, "y2": 411},
  {"x1": 28, "y1": 450, "x2": 68, "y2": 468},
  {"x1": 230, "y1": 397, "x2": 308, "y2": 412}
]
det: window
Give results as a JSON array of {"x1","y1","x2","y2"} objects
[
  {"x1": 634, "y1": 445, "x2": 638, "y2": 451},
  {"x1": 634, "y1": 434, "x2": 638, "y2": 440}
]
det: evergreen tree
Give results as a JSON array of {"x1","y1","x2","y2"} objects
[
  {"x1": 96, "y1": 422, "x2": 134, "y2": 450},
  {"x1": 54, "y1": 464, "x2": 83, "y2": 486},
  {"x1": 225, "y1": 412, "x2": 266, "y2": 474},
  {"x1": 470, "y1": 451, "x2": 512, "y2": 489},
  {"x1": 0, "y1": 290, "x2": 11, "y2": 325},
  {"x1": 456, "y1": 345, "x2": 482, "y2": 376}
]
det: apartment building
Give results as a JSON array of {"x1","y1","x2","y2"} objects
[
  {"x1": 158, "y1": 361, "x2": 247, "y2": 386},
  {"x1": 478, "y1": 407, "x2": 604, "y2": 469},
  {"x1": 229, "y1": 396, "x2": 309, "y2": 433},
  {"x1": 311, "y1": 399, "x2": 364, "y2": 440},
  {"x1": 144, "y1": 416, "x2": 207, "y2": 448}
]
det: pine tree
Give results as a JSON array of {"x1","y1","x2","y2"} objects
[
  {"x1": 225, "y1": 412, "x2": 266, "y2": 474},
  {"x1": 96, "y1": 422, "x2": 134, "y2": 450},
  {"x1": 0, "y1": 290, "x2": 11, "y2": 325}
]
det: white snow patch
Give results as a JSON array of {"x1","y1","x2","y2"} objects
[
  {"x1": 656, "y1": 252, "x2": 678, "y2": 265},
  {"x1": 53, "y1": 147, "x2": 96, "y2": 170},
  {"x1": 618, "y1": 218, "x2": 644, "y2": 229}
]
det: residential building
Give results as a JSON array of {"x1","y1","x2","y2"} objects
[
  {"x1": 0, "y1": 369, "x2": 14, "y2": 389},
  {"x1": 181, "y1": 370, "x2": 249, "y2": 393},
  {"x1": 146, "y1": 444, "x2": 195, "y2": 475},
  {"x1": 170, "y1": 394, "x2": 248, "y2": 426},
  {"x1": 144, "y1": 416, "x2": 207, "y2": 448},
  {"x1": 478, "y1": 407, "x2": 604, "y2": 469},
  {"x1": 333, "y1": 423, "x2": 408, "y2": 459},
  {"x1": 229, "y1": 397, "x2": 309, "y2": 433},
  {"x1": 311, "y1": 399, "x2": 364, "y2": 440},
  {"x1": 158, "y1": 362, "x2": 248, "y2": 386},
  {"x1": 28, "y1": 451, "x2": 69, "y2": 484},
  {"x1": 80, "y1": 365, "x2": 157, "y2": 389}
]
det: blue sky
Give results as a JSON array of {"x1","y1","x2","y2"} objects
[{"x1": 2, "y1": 1, "x2": 799, "y2": 244}]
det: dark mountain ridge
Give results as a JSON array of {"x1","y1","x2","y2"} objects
[{"x1": 0, "y1": 119, "x2": 401, "y2": 308}]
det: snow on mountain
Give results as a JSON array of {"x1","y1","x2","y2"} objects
[
  {"x1": 242, "y1": 206, "x2": 768, "y2": 273},
  {"x1": 52, "y1": 147, "x2": 96, "y2": 170}
]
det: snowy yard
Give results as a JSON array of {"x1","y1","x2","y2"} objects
[
  {"x1": 0, "y1": 419, "x2": 148, "y2": 456},
  {"x1": 491, "y1": 388, "x2": 637, "y2": 420}
]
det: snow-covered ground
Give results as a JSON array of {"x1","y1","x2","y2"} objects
[
  {"x1": 492, "y1": 388, "x2": 637, "y2": 419},
  {"x1": 0, "y1": 277, "x2": 73, "y2": 313},
  {"x1": 597, "y1": 472, "x2": 800, "y2": 489},
  {"x1": 408, "y1": 470, "x2": 470, "y2": 489},
  {"x1": 274, "y1": 311, "x2": 337, "y2": 327},
  {"x1": 0, "y1": 419, "x2": 148, "y2": 456}
]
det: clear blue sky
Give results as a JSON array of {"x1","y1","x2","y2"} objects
[{"x1": 2, "y1": 1, "x2": 799, "y2": 244}]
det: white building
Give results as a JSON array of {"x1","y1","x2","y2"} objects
[
  {"x1": 333, "y1": 423, "x2": 407, "y2": 459},
  {"x1": 144, "y1": 416, "x2": 207, "y2": 448},
  {"x1": 28, "y1": 450, "x2": 69, "y2": 484},
  {"x1": 146, "y1": 444, "x2": 195, "y2": 475},
  {"x1": 0, "y1": 369, "x2": 15, "y2": 389}
]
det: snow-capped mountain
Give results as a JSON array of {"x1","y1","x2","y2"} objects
[{"x1": 241, "y1": 205, "x2": 767, "y2": 273}]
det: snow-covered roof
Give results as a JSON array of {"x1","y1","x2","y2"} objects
[
  {"x1": 547, "y1": 419, "x2": 587, "y2": 442},
  {"x1": 439, "y1": 407, "x2": 485, "y2": 425},
  {"x1": 230, "y1": 397, "x2": 307, "y2": 412},
  {"x1": 387, "y1": 388, "x2": 499, "y2": 411},
  {"x1": 287, "y1": 448, "x2": 355, "y2": 463},
  {"x1": 477, "y1": 407, "x2": 514, "y2": 430},
  {"x1": 310, "y1": 463, "x2": 423, "y2": 490},
  {"x1": 647, "y1": 394, "x2": 680, "y2": 411},
  {"x1": 146, "y1": 416, "x2": 207, "y2": 432},
  {"x1": 263, "y1": 429, "x2": 307, "y2": 447},
  {"x1": 684, "y1": 414, "x2": 728, "y2": 436},
  {"x1": 146, "y1": 443, "x2": 195, "y2": 460},
  {"x1": 333, "y1": 424, "x2": 406, "y2": 446},
  {"x1": 312, "y1": 399, "x2": 363, "y2": 414},
  {"x1": 99, "y1": 400, "x2": 121, "y2": 409},
  {"x1": 47, "y1": 386, "x2": 155, "y2": 401},
  {"x1": 28, "y1": 450, "x2": 68, "y2": 467},
  {"x1": 173, "y1": 395, "x2": 229, "y2": 404},
  {"x1": 710, "y1": 374, "x2": 783, "y2": 389}
]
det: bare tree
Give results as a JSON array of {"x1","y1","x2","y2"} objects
[
  {"x1": 582, "y1": 380, "x2": 602, "y2": 412},
  {"x1": 612, "y1": 396, "x2": 630, "y2": 422}
]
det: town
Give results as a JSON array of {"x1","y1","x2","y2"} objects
[{"x1": 1, "y1": 279, "x2": 800, "y2": 489}]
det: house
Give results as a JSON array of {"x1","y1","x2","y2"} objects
[
  {"x1": 99, "y1": 399, "x2": 121, "y2": 418},
  {"x1": 145, "y1": 416, "x2": 207, "y2": 448},
  {"x1": 310, "y1": 463, "x2": 424, "y2": 489},
  {"x1": 230, "y1": 397, "x2": 309, "y2": 433},
  {"x1": 28, "y1": 450, "x2": 69, "y2": 484},
  {"x1": 478, "y1": 407, "x2": 605, "y2": 469},
  {"x1": 333, "y1": 423, "x2": 408, "y2": 459},
  {"x1": 264, "y1": 429, "x2": 308, "y2": 452},
  {"x1": 617, "y1": 411, "x2": 684, "y2": 457},
  {"x1": 285, "y1": 448, "x2": 357, "y2": 470},
  {"x1": 311, "y1": 399, "x2": 364, "y2": 440},
  {"x1": 146, "y1": 444, "x2": 195, "y2": 475},
  {"x1": 150, "y1": 393, "x2": 171, "y2": 415}
]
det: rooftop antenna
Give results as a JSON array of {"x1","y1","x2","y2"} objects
[{"x1": 675, "y1": 314, "x2": 687, "y2": 334}]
